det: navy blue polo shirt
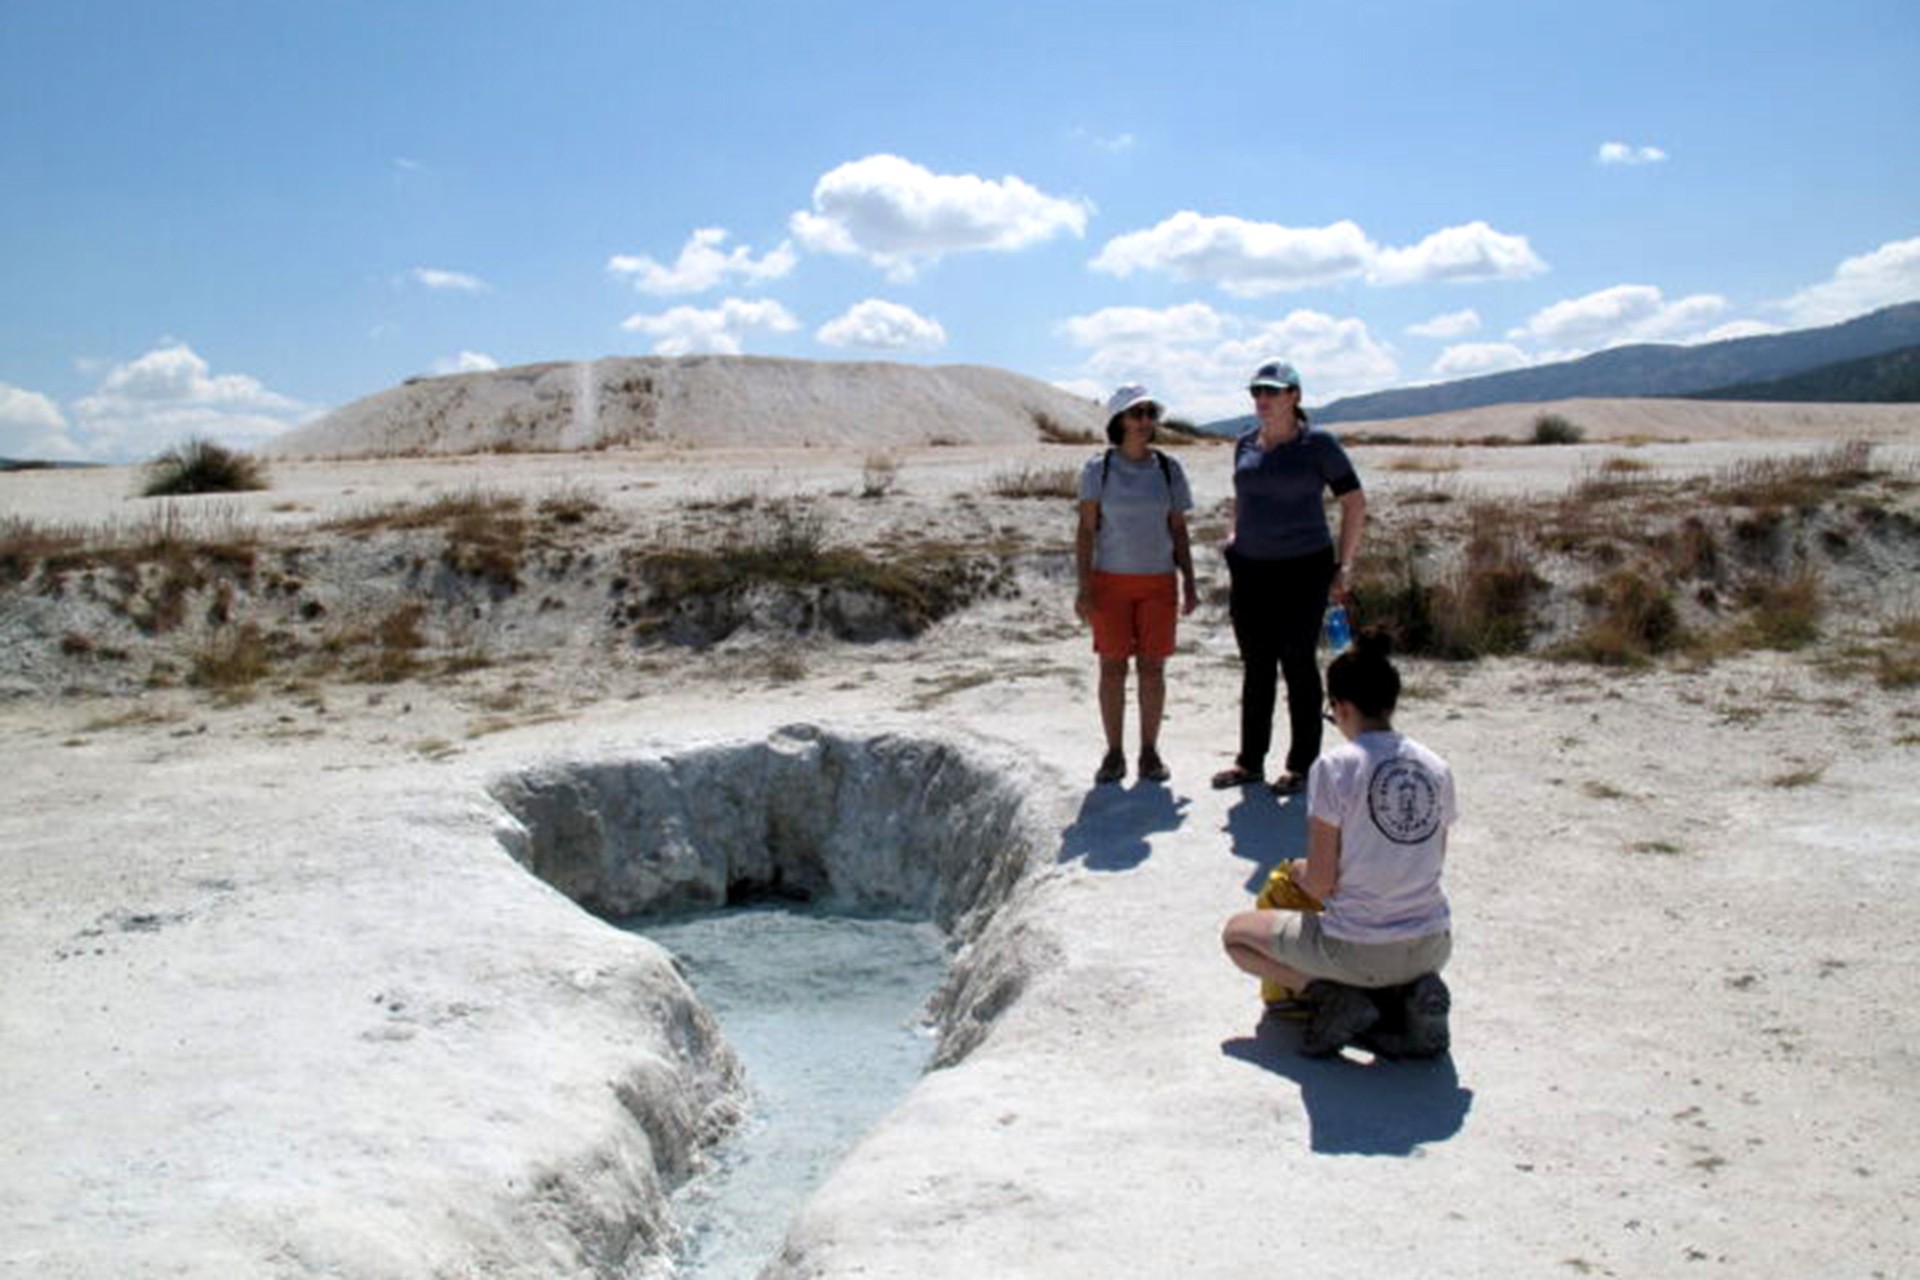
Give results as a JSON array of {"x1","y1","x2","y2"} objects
[{"x1": 1231, "y1": 425, "x2": 1361, "y2": 560}]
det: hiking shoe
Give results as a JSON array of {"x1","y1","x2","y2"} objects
[
  {"x1": 1300, "y1": 981, "x2": 1380, "y2": 1058},
  {"x1": 1138, "y1": 749, "x2": 1171, "y2": 783},
  {"x1": 1405, "y1": 972, "x2": 1451, "y2": 1049},
  {"x1": 1368, "y1": 973, "x2": 1451, "y2": 1059},
  {"x1": 1094, "y1": 749, "x2": 1126, "y2": 785}
]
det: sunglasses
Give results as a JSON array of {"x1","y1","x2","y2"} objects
[
  {"x1": 1250, "y1": 385, "x2": 1294, "y2": 399},
  {"x1": 1124, "y1": 405, "x2": 1160, "y2": 421}
]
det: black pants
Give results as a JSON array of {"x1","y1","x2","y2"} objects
[{"x1": 1226, "y1": 545, "x2": 1336, "y2": 777}]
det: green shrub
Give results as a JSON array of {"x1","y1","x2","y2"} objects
[
  {"x1": 139, "y1": 439, "x2": 268, "y2": 497},
  {"x1": 1531, "y1": 414, "x2": 1585, "y2": 446}
]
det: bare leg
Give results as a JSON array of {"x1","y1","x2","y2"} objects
[
  {"x1": 1098, "y1": 658, "x2": 1128, "y2": 751},
  {"x1": 1136, "y1": 657, "x2": 1166, "y2": 753},
  {"x1": 1222, "y1": 910, "x2": 1312, "y2": 990}
]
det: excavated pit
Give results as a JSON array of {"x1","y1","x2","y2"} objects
[{"x1": 489, "y1": 724, "x2": 1043, "y2": 1274}]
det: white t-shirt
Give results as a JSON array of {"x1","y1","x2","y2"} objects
[{"x1": 1308, "y1": 730, "x2": 1455, "y2": 943}]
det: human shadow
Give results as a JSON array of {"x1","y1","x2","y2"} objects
[
  {"x1": 1223, "y1": 789, "x2": 1309, "y2": 894},
  {"x1": 1056, "y1": 782, "x2": 1190, "y2": 872},
  {"x1": 1220, "y1": 1010, "x2": 1473, "y2": 1155}
]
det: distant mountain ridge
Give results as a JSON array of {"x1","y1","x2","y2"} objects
[
  {"x1": 1287, "y1": 301, "x2": 1920, "y2": 427},
  {"x1": 1686, "y1": 343, "x2": 1920, "y2": 404}
]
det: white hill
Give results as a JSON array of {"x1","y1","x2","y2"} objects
[{"x1": 264, "y1": 356, "x2": 1103, "y2": 458}]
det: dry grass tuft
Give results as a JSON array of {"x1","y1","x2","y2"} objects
[
  {"x1": 1350, "y1": 513, "x2": 1546, "y2": 660},
  {"x1": 189, "y1": 623, "x2": 275, "y2": 690},
  {"x1": 1708, "y1": 441, "x2": 1876, "y2": 510},
  {"x1": 1732, "y1": 571, "x2": 1823, "y2": 650},
  {"x1": 1552, "y1": 567, "x2": 1684, "y2": 666},
  {"x1": 1382, "y1": 454, "x2": 1461, "y2": 474},
  {"x1": 992, "y1": 464, "x2": 1080, "y2": 499},
  {"x1": 1034, "y1": 411, "x2": 1099, "y2": 446},
  {"x1": 860, "y1": 453, "x2": 901, "y2": 499}
]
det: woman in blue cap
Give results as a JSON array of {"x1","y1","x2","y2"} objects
[{"x1": 1212, "y1": 359, "x2": 1366, "y2": 795}]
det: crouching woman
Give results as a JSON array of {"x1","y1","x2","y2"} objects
[{"x1": 1221, "y1": 630, "x2": 1456, "y2": 1057}]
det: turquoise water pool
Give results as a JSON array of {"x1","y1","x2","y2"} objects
[{"x1": 624, "y1": 906, "x2": 948, "y2": 1278}]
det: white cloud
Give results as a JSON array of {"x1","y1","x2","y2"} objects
[
  {"x1": 1597, "y1": 142, "x2": 1669, "y2": 167},
  {"x1": 606, "y1": 227, "x2": 797, "y2": 296},
  {"x1": 1430, "y1": 343, "x2": 1533, "y2": 379},
  {"x1": 620, "y1": 297, "x2": 801, "y2": 356},
  {"x1": 1368, "y1": 221, "x2": 1547, "y2": 286},
  {"x1": 1406, "y1": 308, "x2": 1482, "y2": 340},
  {"x1": 789, "y1": 154, "x2": 1091, "y2": 280},
  {"x1": 1776, "y1": 235, "x2": 1920, "y2": 326},
  {"x1": 66, "y1": 342, "x2": 311, "y2": 461},
  {"x1": 1057, "y1": 301, "x2": 1398, "y2": 421},
  {"x1": 431, "y1": 351, "x2": 500, "y2": 374},
  {"x1": 1057, "y1": 302, "x2": 1229, "y2": 349},
  {"x1": 815, "y1": 299, "x2": 947, "y2": 351},
  {"x1": 1, "y1": 383, "x2": 77, "y2": 460},
  {"x1": 1091, "y1": 212, "x2": 1376, "y2": 296},
  {"x1": 409, "y1": 267, "x2": 489, "y2": 293},
  {"x1": 1092, "y1": 214, "x2": 1543, "y2": 294},
  {"x1": 1509, "y1": 284, "x2": 1733, "y2": 351}
]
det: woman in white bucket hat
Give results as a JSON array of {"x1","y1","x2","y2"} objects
[{"x1": 1073, "y1": 384, "x2": 1198, "y2": 785}]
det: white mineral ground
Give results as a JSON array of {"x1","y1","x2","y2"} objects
[{"x1": 3, "y1": 388, "x2": 1918, "y2": 1278}]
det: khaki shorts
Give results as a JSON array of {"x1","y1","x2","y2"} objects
[{"x1": 1265, "y1": 912, "x2": 1451, "y2": 988}]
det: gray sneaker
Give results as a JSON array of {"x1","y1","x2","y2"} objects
[
  {"x1": 1300, "y1": 981, "x2": 1380, "y2": 1058},
  {"x1": 1366, "y1": 973, "x2": 1452, "y2": 1059}
]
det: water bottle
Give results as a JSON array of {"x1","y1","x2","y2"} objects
[{"x1": 1324, "y1": 604, "x2": 1352, "y2": 655}]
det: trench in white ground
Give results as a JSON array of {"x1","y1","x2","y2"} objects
[
  {"x1": 626, "y1": 905, "x2": 947, "y2": 1278},
  {"x1": 489, "y1": 727, "x2": 1037, "y2": 1273}
]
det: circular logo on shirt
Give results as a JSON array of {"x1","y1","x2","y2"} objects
[{"x1": 1367, "y1": 759, "x2": 1442, "y2": 845}]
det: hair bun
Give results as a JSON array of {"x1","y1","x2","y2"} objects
[{"x1": 1353, "y1": 626, "x2": 1393, "y2": 660}]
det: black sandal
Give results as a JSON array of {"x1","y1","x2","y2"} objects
[
  {"x1": 1210, "y1": 764, "x2": 1262, "y2": 789},
  {"x1": 1268, "y1": 772, "x2": 1305, "y2": 796}
]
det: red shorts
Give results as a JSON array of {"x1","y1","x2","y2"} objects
[{"x1": 1088, "y1": 571, "x2": 1178, "y2": 660}]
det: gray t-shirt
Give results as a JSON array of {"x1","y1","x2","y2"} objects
[{"x1": 1077, "y1": 449, "x2": 1194, "y2": 575}]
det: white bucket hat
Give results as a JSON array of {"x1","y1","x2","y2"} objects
[{"x1": 1104, "y1": 384, "x2": 1160, "y2": 419}]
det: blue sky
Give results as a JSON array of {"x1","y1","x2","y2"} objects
[{"x1": 3, "y1": 0, "x2": 1917, "y2": 460}]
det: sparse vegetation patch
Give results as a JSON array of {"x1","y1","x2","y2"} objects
[{"x1": 139, "y1": 439, "x2": 268, "y2": 497}]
